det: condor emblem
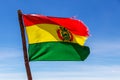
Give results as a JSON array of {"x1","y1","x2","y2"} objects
[{"x1": 57, "y1": 27, "x2": 73, "y2": 42}]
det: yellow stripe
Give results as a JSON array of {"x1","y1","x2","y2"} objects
[
  {"x1": 73, "y1": 35, "x2": 87, "y2": 45},
  {"x1": 25, "y1": 24, "x2": 87, "y2": 46}
]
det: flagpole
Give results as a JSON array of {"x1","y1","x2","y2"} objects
[{"x1": 18, "y1": 10, "x2": 32, "y2": 80}]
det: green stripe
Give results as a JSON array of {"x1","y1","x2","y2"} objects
[{"x1": 28, "y1": 42, "x2": 90, "y2": 61}]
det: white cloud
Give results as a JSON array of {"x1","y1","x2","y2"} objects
[
  {"x1": 34, "y1": 77, "x2": 120, "y2": 80},
  {"x1": 0, "y1": 48, "x2": 22, "y2": 60},
  {"x1": 0, "y1": 65, "x2": 120, "y2": 80},
  {"x1": 91, "y1": 40, "x2": 120, "y2": 54},
  {"x1": 0, "y1": 73, "x2": 27, "y2": 80},
  {"x1": 30, "y1": 66, "x2": 120, "y2": 80}
]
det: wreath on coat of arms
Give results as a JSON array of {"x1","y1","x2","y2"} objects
[{"x1": 57, "y1": 27, "x2": 73, "y2": 42}]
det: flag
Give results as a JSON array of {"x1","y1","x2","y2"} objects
[{"x1": 22, "y1": 14, "x2": 90, "y2": 61}]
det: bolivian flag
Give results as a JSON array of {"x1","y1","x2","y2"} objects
[{"x1": 22, "y1": 14, "x2": 90, "y2": 61}]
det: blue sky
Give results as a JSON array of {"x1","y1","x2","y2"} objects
[{"x1": 0, "y1": 0, "x2": 120, "y2": 80}]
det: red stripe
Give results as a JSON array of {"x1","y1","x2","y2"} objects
[{"x1": 23, "y1": 14, "x2": 89, "y2": 36}]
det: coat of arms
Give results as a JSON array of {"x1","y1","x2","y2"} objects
[{"x1": 57, "y1": 27, "x2": 73, "y2": 42}]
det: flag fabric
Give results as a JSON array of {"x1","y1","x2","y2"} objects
[{"x1": 22, "y1": 14, "x2": 90, "y2": 61}]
